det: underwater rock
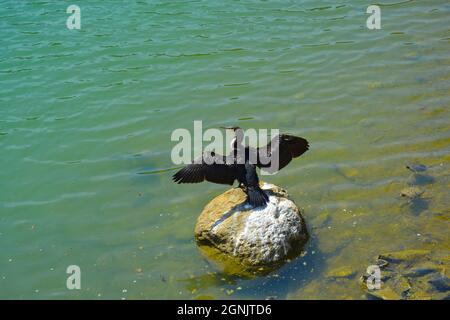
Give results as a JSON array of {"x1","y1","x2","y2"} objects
[
  {"x1": 400, "y1": 187, "x2": 425, "y2": 200},
  {"x1": 378, "y1": 249, "x2": 430, "y2": 263},
  {"x1": 326, "y1": 266, "x2": 357, "y2": 279},
  {"x1": 366, "y1": 287, "x2": 402, "y2": 300},
  {"x1": 406, "y1": 163, "x2": 428, "y2": 173},
  {"x1": 400, "y1": 187, "x2": 429, "y2": 215},
  {"x1": 361, "y1": 249, "x2": 450, "y2": 300},
  {"x1": 405, "y1": 162, "x2": 435, "y2": 186},
  {"x1": 195, "y1": 182, "x2": 308, "y2": 275}
]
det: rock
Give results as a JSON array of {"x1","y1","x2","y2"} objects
[
  {"x1": 403, "y1": 262, "x2": 441, "y2": 278},
  {"x1": 378, "y1": 249, "x2": 430, "y2": 263},
  {"x1": 428, "y1": 275, "x2": 450, "y2": 292},
  {"x1": 362, "y1": 249, "x2": 450, "y2": 300},
  {"x1": 400, "y1": 187, "x2": 424, "y2": 200},
  {"x1": 195, "y1": 182, "x2": 308, "y2": 275},
  {"x1": 366, "y1": 287, "x2": 402, "y2": 300},
  {"x1": 406, "y1": 163, "x2": 428, "y2": 173},
  {"x1": 326, "y1": 266, "x2": 357, "y2": 279},
  {"x1": 405, "y1": 163, "x2": 435, "y2": 186},
  {"x1": 376, "y1": 259, "x2": 389, "y2": 268}
]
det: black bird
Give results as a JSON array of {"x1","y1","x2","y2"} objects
[{"x1": 172, "y1": 127, "x2": 309, "y2": 207}]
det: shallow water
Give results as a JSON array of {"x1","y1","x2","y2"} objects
[{"x1": 0, "y1": 1, "x2": 449, "y2": 299}]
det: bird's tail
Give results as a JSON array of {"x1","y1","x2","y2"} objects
[{"x1": 246, "y1": 186, "x2": 269, "y2": 207}]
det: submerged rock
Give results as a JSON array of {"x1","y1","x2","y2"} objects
[
  {"x1": 405, "y1": 162, "x2": 435, "y2": 187},
  {"x1": 400, "y1": 187, "x2": 425, "y2": 200},
  {"x1": 406, "y1": 163, "x2": 428, "y2": 173},
  {"x1": 195, "y1": 182, "x2": 308, "y2": 275},
  {"x1": 378, "y1": 249, "x2": 430, "y2": 263},
  {"x1": 400, "y1": 186, "x2": 430, "y2": 215},
  {"x1": 326, "y1": 266, "x2": 357, "y2": 279},
  {"x1": 361, "y1": 249, "x2": 450, "y2": 300}
]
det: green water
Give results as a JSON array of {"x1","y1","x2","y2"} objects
[{"x1": 1, "y1": 0, "x2": 449, "y2": 299}]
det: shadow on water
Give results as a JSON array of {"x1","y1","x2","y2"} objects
[
  {"x1": 409, "y1": 173, "x2": 435, "y2": 186},
  {"x1": 402, "y1": 169, "x2": 434, "y2": 215},
  {"x1": 177, "y1": 239, "x2": 326, "y2": 299},
  {"x1": 403, "y1": 197, "x2": 430, "y2": 216},
  {"x1": 237, "y1": 239, "x2": 325, "y2": 299}
]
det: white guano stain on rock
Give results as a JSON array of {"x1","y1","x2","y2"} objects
[{"x1": 195, "y1": 183, "x2": 308, "y2": 268}]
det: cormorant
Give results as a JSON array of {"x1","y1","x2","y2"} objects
[{"x1": 172, "y1": 127, "x2": 309, "y2": 207}]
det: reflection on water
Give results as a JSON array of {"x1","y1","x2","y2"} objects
[{"x1": 0, "y1": 0, "x2": 449, "y2": 299}]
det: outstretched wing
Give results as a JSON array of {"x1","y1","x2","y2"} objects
[
  {"x1": 255, "y1": 134, "x2": 309, "y2": 173},
  {"x1": 172, "y1": 152, "x2": 237, "y2": 185}
]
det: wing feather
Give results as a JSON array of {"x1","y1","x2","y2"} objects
[
  {"x1": 172, "y1": 152, "x2": 237, "y2": 185},
  {"x1": 254, "y1": 134, "x2": 309, "y2": 173}
]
